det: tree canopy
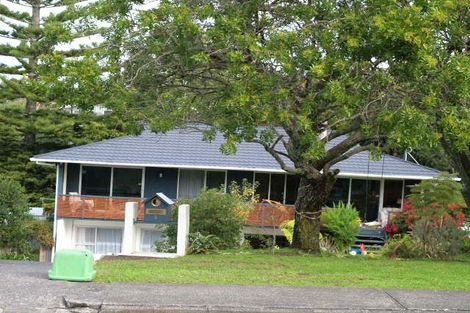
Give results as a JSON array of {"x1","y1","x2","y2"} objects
[{"x1": 88, "y1": 0, "x2": 469, "y2": 252}]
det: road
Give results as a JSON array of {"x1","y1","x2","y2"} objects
[{"x1": 1, "y1": 260, "x2": 469, "y2": 312}]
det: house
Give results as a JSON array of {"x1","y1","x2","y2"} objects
[{"x1": 31, "y1": 128, "x2": 441, "y2": 256}]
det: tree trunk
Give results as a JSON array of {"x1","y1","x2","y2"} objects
[{"x1": 292, "y1": 173, "x2": 337, "y2": 254}]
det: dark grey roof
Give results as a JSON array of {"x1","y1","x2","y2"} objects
[{"x1": 31, "y1": 128, "x2": 441, "y2": 179}]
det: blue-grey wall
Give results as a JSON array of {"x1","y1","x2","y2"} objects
[{"x1": 144, "y1": 167, "x2": 178, "y2": 199}]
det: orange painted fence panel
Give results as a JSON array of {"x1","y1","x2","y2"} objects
[
  {"x1": 57, "y1": 195, "x2": 145, "y2": 221},
  {"x1": 246, "y1": 203, "x2": 295, "y2": 227}
]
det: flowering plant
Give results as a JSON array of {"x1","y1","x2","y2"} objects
[{"x1": 385, "y1": 175, "x2": 467, "y2": 238}]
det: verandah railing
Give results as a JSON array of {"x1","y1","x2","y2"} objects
[{"x1": 57, "y1": 195, "x2": 145, "y2": 221}]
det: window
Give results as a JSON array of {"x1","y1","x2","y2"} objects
[
  {"x1": 112, "y1": 168, "x2": 142, "y2": 197},
  {"x1": 226, "y1": 171, "x2": 253, "y2": 192},
  {"x1": 383, "y1": 180, "x2": 404, "y2": 208},
  {"x1": 404, "y1": 180, "x2": 421, "y2": 201},
  {"x1": 285, "y1": 175, "x2": 300, "y2": 205},
  {"x1": 178, "y1": 169, "x2": 205, "y2": 199},
  {"x1": 254, "y1": 173, "x2": 269, "y2": 200},
  {"x1": 81, "y1": 166, "x2": 111, "y2": 196},
  {"x1": 270, "y1": 174, "x2": 285, "y2": 203},
  {"x1": 66, "y1": 163, "x2": 80, "y2": 194},
  {"x1": 75, "y1": 227, "x2": 123, "y2": 255},
  {"x1": 141, "y1": 230, "x2": 163, "y2": 252},
  {"x1": 327, "y1": 178, "x2": 350, "y2": 207},
  {"x1": 350, "y1": 179, "x2": 380, "y2": 221},
  {"x1": 206, "y1": 171, "x2": 226, "y2": 190}
]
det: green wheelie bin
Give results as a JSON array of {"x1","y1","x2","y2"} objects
[{"x1": 49, "y1": 249, "x2": 96, "y2": 282}]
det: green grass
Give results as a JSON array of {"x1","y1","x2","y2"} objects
[{"x1": 96, "y1": 249, "x2": 470, "y2": 290}]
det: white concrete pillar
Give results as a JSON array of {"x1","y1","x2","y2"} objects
[
  {"x1": 177, "y1": 204, "x2": 190, "y2": 256},
  {"x1": 55, "y1": 219, "x2": 66, "y2": 252},
  {"x1": 122, "y1": 202, "x2": 138, "y2": 254}
]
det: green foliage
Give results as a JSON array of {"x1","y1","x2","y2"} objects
[
  {"x1": 27, "y1": 220, "x2": 54, "y2": 248},
  {"x1": 87, "y1": 0, "x2": 470, "y2": 252},
  {"x1": 412, "y1": 217, "x2": 466, "y2": 260},
  {"x1": 383, "y1": 235, "x2": 419, "y2": 259},
  {"x1": 321, "y1": 202, "x2": 361, "y2": 252},
  {"x1": 410, "y1": 174, "x2": 465, "y2": 210},
  {"x1": 280, "y1": 219, "x2": 295, "y2": 244},
  {"x1": 386, "y1": 175, "x2": 467, "y2": 237},
  {"x1": 188, "y1": 232, "x2": 219, "y2": 254},
  {"x1": 244, "y1": 234, "x2": 274, "y2": 249},
  {"x1": 0, "y1": 107, "x2": 133, "y2": 204},
  {"x1": 154, "y1": 239, "x2": 176, "y2": 253},
  {"x1": 0, "y1": 1, "x2": 108, "y2": 111},
  {"x1": 385, "y1": 176, "x2": 467, "y2": 259},
  {"x1": 385, "y1": 217, "x2": 467, "y2": 260},
  {"x1": 179, "y1": 188, "x2": 250, "y2": 248},
  {"x1": 0, "y1": 175, "x2": 31, "y2": 254}
]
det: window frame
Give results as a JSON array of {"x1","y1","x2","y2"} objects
[{"x1": 64, "y1": 164, "x2": 145, "y2": 198}]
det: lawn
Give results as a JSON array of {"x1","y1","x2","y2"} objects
[{"x1": 96, "y1": 249, "x2": 470, "y2": 290}]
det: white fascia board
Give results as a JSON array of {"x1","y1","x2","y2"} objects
[
  {"x1": 30, "y1": 158, "x2": 287, "y2": 173},
  {"x1": 30, "y1": 157, "x2": 443, "y2": 180},
  {"x1": 335, "y1": 172, "x2": 440, "y2": 180}
]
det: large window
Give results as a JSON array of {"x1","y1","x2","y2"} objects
[
  {"x1": 178, "y1": 169, "x2": 205, "y2": 199},
  {"x1": 327, "y1": 178, "x2": 350, "y2": 207},
  {"x1": 254, "y1": 173, "x2": 270, "y2": 200},
  {"x1": 285, "y1": 175, "x2": 300, "y2": 205},
  {"x1": 350, "y1": 179, "x2": 380, "y2": 221},
  {"x1": 66, "y1": 163, "x2": 80, "y2": 194},
  {"x1": 383, "y1": 180, "x2": 404, "y2": 208},
  {"x1": 112, "y1": 168, "x2": 142, "y2": 197},
  {"x1": 270, "y1": 174, "x2": 285, "y2": 202},
  {"x1": 226, "y1": 171, "x2": 253, "y2": 192},
  {"x1": 81, "y1": 166, "x2": 111, "y2": 196},
  {"x1": 75, "y1": 227, "x2": 122, "y2": 255},
  {"x1": 206, "y1": 171, "x2": 226, "y2": 190}
]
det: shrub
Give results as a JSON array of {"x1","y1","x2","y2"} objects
[
  {"x1": 321, "y1": 202, "x2": 361, "y2": 252},
  {"x1": 154, "y1": 239, "x2": 176, "y2": 253},
  {"x1": 412, "y1": 217, "x2": 466, "y2": 259},
  {"x1": 175, "y1": 187, "x2": 253, "y2": 248},
  {"x1": 188, "y1": 189, "x2": 247, "y2": 247},
  {"x1": 280, "y1": 219, "x2": 294, "y2": 244},
  {"x1": 0, "y1": 176, "x2": 31, "y2": 254},
  {"x1": 383, "y1": 234, "x2": 419, "y2": 259},
  {"x1": 188, "y1": 232, "x2": 219, "y2": 254},
  {"x1": 383, "y1": 175, "x2": 468, "y2": 259},
  {"x1": 27, "y1": 220, "x2": 54, "y2": 248}
]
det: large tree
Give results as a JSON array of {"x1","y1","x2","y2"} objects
[
  {"x1": 393, "y1": 1, "x2": 470, "y2": 206},
  {"x1": 94, "y1": 0, "x2": 459, "y2": 253}
]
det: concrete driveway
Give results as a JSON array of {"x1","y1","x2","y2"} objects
[{"x1": 1, "y1": 260, "x2": 470, "y2": 313}]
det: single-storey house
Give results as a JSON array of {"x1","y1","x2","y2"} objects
[{"x1": 31, "y1": 128, "x2": 441, "y2": 257}]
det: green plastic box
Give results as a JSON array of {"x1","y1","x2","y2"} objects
[{"x1": 49, "y1": 249, "x2": 96, "y2": 282}]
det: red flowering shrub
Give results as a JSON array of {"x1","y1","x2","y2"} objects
[
  {"x1": 384, "y1": 176, "x2": 467, "y2": 259},
  {"x1": 385, "y1": 176, "x2": 466, "y2": 238}
]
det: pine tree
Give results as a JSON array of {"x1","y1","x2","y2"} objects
[{"x1": 0, "y1": 1, "x2": 103, "y2": 126}]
